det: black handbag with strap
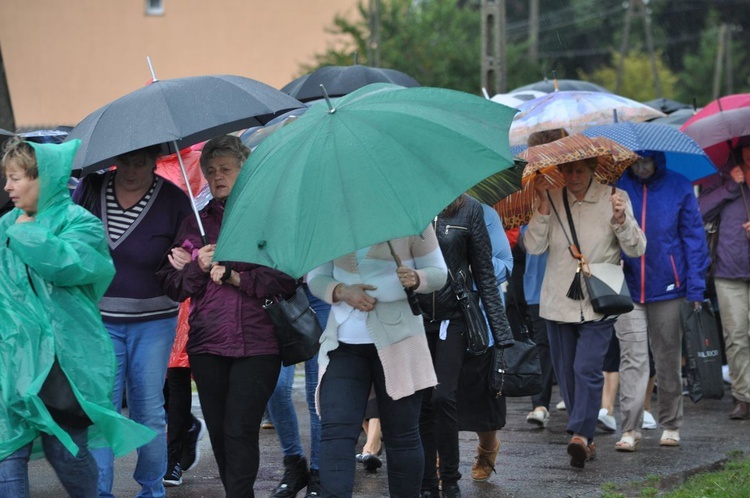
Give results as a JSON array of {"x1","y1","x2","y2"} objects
[
  {"x1": 264, "y1": 285, "x2": 324, "y2": 366},
  {"x1": 448, "y1": 269, "x2": 491, "y2": 356}
]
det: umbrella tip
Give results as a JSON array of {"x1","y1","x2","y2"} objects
[
  {"x1": 481, "y1": 87, "x2": 490, "y2": 99},
  {"x1": 320, "y1": 84, "x2": 337, "y2": 114},
  {"x1": 146, "y1": 56, "x2": 158, "y2": 82},
  {"x1": 353, "y1": 51, "x2": 358, "y2": 65},
  {"x1": 552, "y1": 70, "x2": 559, "y2": 92}
]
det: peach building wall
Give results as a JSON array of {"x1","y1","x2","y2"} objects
[{"x1": 0, "y1": 0, "x2": 357, "y2": 128}]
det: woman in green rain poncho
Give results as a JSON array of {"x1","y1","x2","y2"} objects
[{"x1": 0, "y1": 137, "x2": 155, "y2": 497}]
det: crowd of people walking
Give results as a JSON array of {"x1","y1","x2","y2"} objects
[{"x1": 1, "y1": 82, "x2": 748, "y2": 498}]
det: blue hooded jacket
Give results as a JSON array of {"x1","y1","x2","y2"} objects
[{"x1": 617, "y1": 151, "x2": 709, "y2": 303}]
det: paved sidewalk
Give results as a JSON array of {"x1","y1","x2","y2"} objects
[{"x1": 29, "y1": 374, "x2": 750, "y2": 497}]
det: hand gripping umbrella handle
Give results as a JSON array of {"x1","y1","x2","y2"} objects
[{"x1": 387, "y1": 241, "x2": 423, "y2": 316}]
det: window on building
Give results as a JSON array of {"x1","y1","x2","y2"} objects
[{"x1": 146, "y1": 0, "x2": 164, "y2": 16}]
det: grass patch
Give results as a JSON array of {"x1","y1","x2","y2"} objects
[{"x1": 600, "y1": 452, "x2": 749, "y2": 497}]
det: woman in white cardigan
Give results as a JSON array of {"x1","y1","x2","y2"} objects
[{"x1": 308, "y1": 226, "x2": 447, "y2": 498}]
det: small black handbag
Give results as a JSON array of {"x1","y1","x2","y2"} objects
[
  {"x1": 449, "y1": 269, "x2": 490, "y2": 355},
  {"x1": 264, "y1": 285, "x2": 324, "y2": 366}
]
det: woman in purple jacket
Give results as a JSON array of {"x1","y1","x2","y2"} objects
[{"x1": 158, "y1": 135, "x2": 297, "y2": 498}]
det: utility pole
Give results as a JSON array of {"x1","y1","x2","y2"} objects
[
  {"x1": 641, "y1": 0, "x2": 662, "y2": 98},
  {"x1": 528, "y1": 0, "x2": 539, "y2": 65},
  {"x1": 481, "y1": 0, "x2": 506, "y2": 95},
  {"x1": 615, "y1": 0, "x2": 633, "y2": 94},
  {"x1": 712, "y1": 24, "x2": 727, "y2": 100},
  {"x1": 368, "y1": 0, "x2": 381, "y2": 67},
  {"x1": 0, "y1": 42, "x2": 15, "y2": 131}
]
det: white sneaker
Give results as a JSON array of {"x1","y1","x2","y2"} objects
[
  {"x1": 597, "y1": 408, "x2": 617, "y2": 432},
  {"x1": 642, "y1": 410, "x2": 657, "y2": 430},
  {"x1": 556, "y1": 400, "x2": 567, "y2": 411},
  {"x1": 723, "y1": 364, "x2": 731, "y2": 384},
  {"x1": 526, "y1": 407, "x2": 550, "y2": 428}
]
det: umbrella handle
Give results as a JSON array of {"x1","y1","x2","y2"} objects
[
  {"x1": 173, "y1": 140, "x2": 209, "y2": 245},
  {"x1": 387, "y1": 241, "x2": 422, "y2": 316}
]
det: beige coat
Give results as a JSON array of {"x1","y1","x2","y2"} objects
[{"x1": 524, "y1": 181, "x2": 646, "y2": 323}]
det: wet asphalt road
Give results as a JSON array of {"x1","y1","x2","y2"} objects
[{"x1": 29, "y1": 370, "x2": 750, "y2": 497}]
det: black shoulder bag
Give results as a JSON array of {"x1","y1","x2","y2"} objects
[
  {"x1": 448, "y1": 269, "x2": 491, "y2": 355},
  {"x1": 264, "y1": 284, "x2": 324, "y2": 366}
]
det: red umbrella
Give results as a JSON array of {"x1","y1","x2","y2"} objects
[
  {"x1": 680, "y1": 107, "x2": 750, "y2": 170},
  {"x1": 681, "y1": 93, "x2": 750, "y2": 129}
]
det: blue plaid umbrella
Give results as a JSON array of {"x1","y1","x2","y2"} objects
[{"x1": 581, "y1": 122, "x2": 717, "y2": 182}]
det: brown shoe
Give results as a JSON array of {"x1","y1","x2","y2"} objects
[
  {"x1": 567, "y1": 436, "x2": 590, "y2": 469},
  {"x1": 471, "y1": 437, "x2": 499, "y2": 481},
  {"x1": 730, "y1": 400, "x2": 749, "y2": 420},
  {"x1": 586, "y1": 441, "x2": 597, "y2": 461}
]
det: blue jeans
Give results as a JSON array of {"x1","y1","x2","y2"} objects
[
  {"x1": 0, "y1": 425, "x2": 98, "y2": 498},
  {"x1": 546, "y1": 319, "x2": 614, "y2": 441},
  {"x1": 267, "y1": 285, "x2": 327, "y2": 471},
  {"x1": 93, "y1": 317, "x2": 176, "y2": 498}
]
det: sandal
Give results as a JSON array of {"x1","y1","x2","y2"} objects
[
  {"x1": 567, "y1": 436, "x2": 590, "y2": 468},
  {"x1": 660, "y1": 429, "x2": 680, "y2": 447},
  {"x1": 615, "y1": 431, "x2": 641, "y2": 452}
]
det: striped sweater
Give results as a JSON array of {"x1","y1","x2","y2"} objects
[{"x1": 308, "y1": 226, "x2": 447, "y2": 400}]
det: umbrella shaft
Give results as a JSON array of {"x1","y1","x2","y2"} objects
[{"x1": 174, "y1": 141, "x2": 208, "y2": 245}]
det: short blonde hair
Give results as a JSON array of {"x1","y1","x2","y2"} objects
[
  {"x1": 1, "y1": 136, "x2": 38, "y2": 179},
  {"x1": 200, "y1": 135, "x2": 251, "y2": 174}
]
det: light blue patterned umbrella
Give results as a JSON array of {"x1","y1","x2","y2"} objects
[{"x1": 581, "y1": 121, "x2": 717, "y2": 182}]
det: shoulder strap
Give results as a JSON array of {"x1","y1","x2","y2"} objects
[
  {"x1": 561, "y1": 187, "x2": 581, "y2": 254},
  {"x1": 548, "y1": 188, "x2": 583, "y2": 262}
]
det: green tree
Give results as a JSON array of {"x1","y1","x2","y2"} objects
[
  {"x1": 580, "y1": 50, "x2": 678, "y2": 102},
  {"x1": 301, "y1": 0, "x2": 482, "y2": 93}
]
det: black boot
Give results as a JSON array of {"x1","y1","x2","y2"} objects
[
  {"x1": 304, "y1": 468, "x2": 320, "y2": 498},
  {"x1": 271, "y1": 455, "x2": 311, "y2": 498}
]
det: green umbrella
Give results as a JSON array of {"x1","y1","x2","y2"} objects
[{"x1": 214, "y1": 83, "x2": 518, "y2": 278}]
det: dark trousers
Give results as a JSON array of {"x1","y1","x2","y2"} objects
[
  {"x1": 546, "y1": 320, "x2": 614, "y2": 441},
  {"x1": 190, "y1": 353, "x2": 280, "y2": 498},
  {"x1": 420, "y1": 320, "x2": 466, "y2": 490},
  {"x1": 165, "y1": 367, "x2": 194, "y2": 460},
  {"x1": 319, "y1": 343, "x2": 423, "y2": 498},
  {"x1": 529, "y1": 304, "x2": 554, "y2": 410}
]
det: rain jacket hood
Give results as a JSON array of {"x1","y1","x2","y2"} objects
[{"x1": 0, "y1": 140, "x2": 154, "y2": 460}]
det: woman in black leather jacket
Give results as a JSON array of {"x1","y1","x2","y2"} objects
[{"x1": 417, "y1": 194, "x2": 514, "y2": 498}]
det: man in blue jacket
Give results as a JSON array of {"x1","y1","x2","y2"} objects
[{"x1": 613, "y1": 150, "x2": 709, "y2": 451}]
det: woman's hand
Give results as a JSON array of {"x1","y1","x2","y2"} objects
[
  {"x1": 197, "y1": 244, "x2": 215, "y2": 272},
  {"x1": 397, "y1": 266, "x2": 420, "y2": 289},
  {"x1": 533, "y1": 175, "x2": 551, "y2": 215},
  {"x1": 15, "y1": 213, "x2": 34, "y2": 224},
  {"x1": 730, "y1": 165, "x2": 745, "y2": 184},
  {"x1": 210, "y1": 265, "x2": 240, "y2": 286},
  {"x1": 168, "y1": 247, "x2": 192, "y2": 270},
  {"x1": 610, "y1": 192, "x2": 626, "y2": 225},
  {"x1": 333, "y1": 283, "x2": 377, "y2": 312}
]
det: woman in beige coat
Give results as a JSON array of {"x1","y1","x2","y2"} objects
[{"x1": 524, "y1": 157, "x2": 646, "y2": 468}]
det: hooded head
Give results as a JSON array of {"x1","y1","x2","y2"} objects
[
  {"x1": 1, "y1": 138, "x2": 80, "y2": 216},
  {"x1": 629, "y1": 149, "x2": 666, "y2": 183}
]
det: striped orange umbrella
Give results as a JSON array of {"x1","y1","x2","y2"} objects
[{"x1": 495, "y1": 135, "x2": 639, "y2": 228}]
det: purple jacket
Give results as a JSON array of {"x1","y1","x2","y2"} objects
[
  {"x1": 157, "y1": 200, "x2": 297, "y2": 357},
  {"x1": 699, "y1": 174, "x2": 750, "y2": 280}
]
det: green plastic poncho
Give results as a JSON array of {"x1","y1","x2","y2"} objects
[{"x1": 0, "y1": 139, "x2": 155, "y2": 460}]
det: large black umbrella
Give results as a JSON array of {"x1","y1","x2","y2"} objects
[
  {"x1": 66, "y1": 75, "x2": 302, "y2": 175},
  {"x1": 281, "y1": 65, "x2": 420, "y2": 102},
  {"x1": 65, "y1": 73, "x2": 303, "y2": 242},
  {"x1": 643, "y1": 98, "x2": 691, "y2": 115},
  {"x1": 510, "y1": 79, "x2": 610, "y2": 94}
]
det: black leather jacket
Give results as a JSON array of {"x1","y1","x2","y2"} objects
[{"x1": 417, "y1": 196, "x2": 514, "y2": 348}]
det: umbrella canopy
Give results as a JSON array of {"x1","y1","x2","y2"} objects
[
  {"x1": 66, "y1": 74, "x2": 303, "y2": 175},
  {"x1": 214, "y1": 83, "x2": 518, "y2": 278},
  {"x1": 281, "y1": 64, "x2": 421, "y2": 103},
  {"x1": 681, "y1": 93, "x2": 750, "y2": 129},
  {"x1": 509, "y1": 91, "x2": 665, "y2": 146},
  {"x1": 648, "y1": 108, "x2": 696, "y2": 128},
  {"x1": 643, "y1": 98, "x2": 692, "y2": 114},
  {"x1": 490, "y1": 90, "x2": 547, "y2": 108},
  {"x1": 680, "y1": 107, "x2": 750, "y2": 170},
  {"x1": 510, "y1": 79, "x2": 610, "y2": 94},
  {"x1": 581, "y1": 122, "x2": 717, "y2": 182},
  {"x1": 495, "y1": 135, "x2": 639, "y2": 228},
  {"x1": 466, "y1": 159, "x2": 525, "y2": 206}
]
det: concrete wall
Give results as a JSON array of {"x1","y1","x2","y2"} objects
[{"x1": 0, "y1": 0, "x2": 357, "y2": 128}]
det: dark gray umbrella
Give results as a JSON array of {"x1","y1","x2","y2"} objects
[
  {"x1": 643, "y1": 98, "x2": 691, "y2": 115},
  {"x1": 66, "y1": 75, "x2": 302, "y2": 175},
  {"x1": 281, "y1": 65, "x2": 420, "y2": 102},
  {"x1": 65, "y1": 73, "x2": 303, "y2": 242},
  {"x1": 510, "y1": 79, "x2": 610, "y2": 94},
  {"x1": 648, "y1": 108, "x2": 696, "y2": 128}
]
